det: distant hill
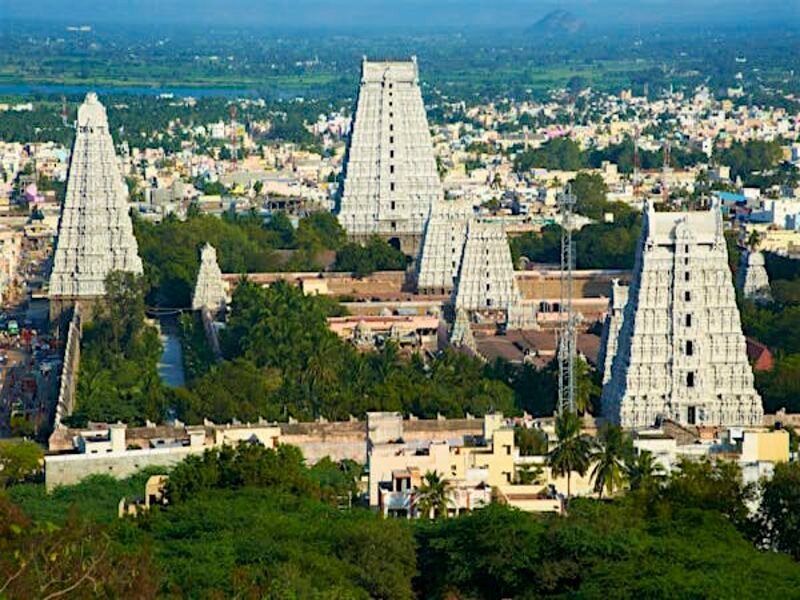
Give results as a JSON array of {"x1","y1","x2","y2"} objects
[{"x1": 526, "y1": 10, "x2": 585, "y2": 36}]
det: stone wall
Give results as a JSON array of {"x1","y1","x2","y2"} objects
[
  {"x1": 51, "y1": 306, "x2": 81, "y2": 432},
  {"x1": 516, "y1": 269, "x2": 631, "y2": 300},
  {"x1": 45, "y1": 446, "x2": 201, "y2": 491}
]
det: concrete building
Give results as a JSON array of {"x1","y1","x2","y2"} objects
[
  {"x1": 49, "y1": 93, "x2": 143, "y2": 319},
  {"x1": 337, "y1": 58, "x2": 442, "y2": 254},
  {"x1": 368, "y1": 412, "x2": 516, "y2": 516},
  {"x1": 602, "y1": 203, "x2": 763, "y2": 428}
]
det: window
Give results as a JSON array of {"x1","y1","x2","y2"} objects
[
  {"x1": 390, "y1": 136, "x2": 394, "y2": 144},
  {"x1": 391, "y1": 221, "x2": 397, "y2": 231},
  {"x1": 684, "y1": 291, "x2": 691, "y2": 302},
  {"x1": 390, "y1": 182, "x2": 395, "y2": 191},
  {"x1": 391, "y1": 201, "x2": 396, "y2": 210},
  {"x1": 686, "y1": 340, "x2": 694, "y2": 356},
  {"x1": 389, "y1": 112, "x2": 393, "y2": 118},
  {"x1": 685, "y1": 314, "x2": 692, "y2": 327},
  {"x1": 486, "y1": 283, "x2": 491, "y2": 291},
  {"x1": 687, "y1": 371, "x2": 695, "y2": 387},
  {"x1": 684, "y1": 271, "x2": 690, "y2": 282},
  {"x1": 390, "y1": 149, "x2": 394, "y2": 158},
  {"x1": 685, "y1": 244, "x2": 689, "y2": 253},
  {"x1": 389, "y1": 123, "x2": 394, "y2": 131},
  {"x1": 390, "y1": 164, "x2": 395, "y2": 174}
]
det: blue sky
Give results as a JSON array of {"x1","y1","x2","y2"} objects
[{"x1": 2, "y1": 0, "x2": 797, "y2": 28}]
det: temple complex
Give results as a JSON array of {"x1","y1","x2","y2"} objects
[
  {"x1": 738, "y1": 250, "x2": 772, "y2": 303},
  {"x1": 192, "y1": 243, "x2": 227, "y2": 315},
  {"x1": 601, "y1": 203, "x2": 763, "y2": 428},
  {"x1": 337, "y1": 57, "x2": 442, "y2": 255},
  {"x1": 49, "y1": 93, "x2": 143, "y2": 319}
]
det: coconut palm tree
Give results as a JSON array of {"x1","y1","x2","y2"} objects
[
  {"x1": 413, "y1": 471, "x2": 454, "y2": 519},
  {"x1": 590, "y1": 424, "x2": 629, "y2": 499},
  {"x1": 547, "y1": 411, "x2": 593, "y2": 499},
  {"x1": 574, "y1": 355, "x2": 601, "y2": 415},
  {"x1": 625, "y1": 449, "x2": 666, "y2": 491}
]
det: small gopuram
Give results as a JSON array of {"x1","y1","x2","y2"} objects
[
  {"x1": 601, "y1": 202, "x2": 763, "y2": 428},
  {"x1": 192, "y1": 243, "x2": 227, "y2": 315},
  {"x1": 416, "y1": 200, "x2": 474, "y2": 295},
  {"x1": 597, "y1": 279, "x2": 628, "y2": 385},
  {"x1": 737, "y1": 250, "x2": 772, "y2": 303},
  {"x1": 337, "y1": 57, "x2": 442, "y2": 255},
  {"x1": 49, "y1": 93, "x2": 143, "y2": 320},
  {"x1": 453, "y1": 220, "x2": 522, "y2": 313}
]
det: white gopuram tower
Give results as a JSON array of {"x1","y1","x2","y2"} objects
[
  {"x1": 602, "y1": 203, "x2": 763, "y2": 428},
  {"x1": 192, "y1": 243, "x2": 227, "y2": 315},
  {"x1": 452, "y1": 220, "x2": 534, "y2": 328},
  {"x1": 337, "y1": 57, "x2": 442, "y2": 255},
  {"x1": 738, "y1": 250, "x2": 772, "y2": 303},
  {"x1": 416, "y1": 200, "x2": 474, "y2": 295},
  {"x1": 49, "y1": 93, "x2": 143, "y2": 320}
]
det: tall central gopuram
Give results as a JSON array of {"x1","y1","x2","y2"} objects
[
  {"x1": 601, "y1": 203, "x2": 763, "y2": 428},
  {"x1": 49, "y1": 93, "x2": 143, "y2": 320},
  {"x1": 337, "y1": 57, "x2": 442, "y2": 255}
]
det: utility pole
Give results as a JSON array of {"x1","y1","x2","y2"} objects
[{"x1": 558, "y1": 186, "x2": 577, "y2": 415}]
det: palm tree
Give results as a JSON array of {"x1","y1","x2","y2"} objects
[
  {"x1": 574, "y1": 355, "x2": 601, "y2": 415},
  {"x1": 590, "y1": 424, "x2": 629, "y2": 499},
  {"x1": 413, "y1": 471, "x2": 454, "y2": 519},
  {"x1": 625, "y1": 449, "x2": 666, "y2": 491},
  {"x1": 548, "y1": 411, "x2": 593, "y2": 499}
]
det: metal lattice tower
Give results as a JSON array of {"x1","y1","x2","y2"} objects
[{"x1": 558, "y1": 186, "x2": 577, "y2": 415}]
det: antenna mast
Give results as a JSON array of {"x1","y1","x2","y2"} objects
[{"x1": 558, "y1": 186, "x2": 577, "y2": 415}]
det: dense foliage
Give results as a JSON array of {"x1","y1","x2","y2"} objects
[
  {"x1": 135, "y1": 210, "x2": 407, "y2": 308},
  {"x1": 10, "y1": 442, "x2": 800, "y2": 599},
  {"x1": 740, "y1": 252, "x2": 800, "y2": 413},
  {"x1": 511, "y1": 173, "x2": 641, "y2": 269},
  {"x1": 71, "y1": 273, "x2": 167, "y2": 426},
  {"x1": 177, "y1": 280, "x2": 516, "y2": 423}
]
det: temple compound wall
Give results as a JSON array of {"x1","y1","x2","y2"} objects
[
  {"x1": 601, "y1": 203, "x2": 763, "y2": 429},
  {"x1": 336, "y1": 58, "x2": 443, "y2": 256}
]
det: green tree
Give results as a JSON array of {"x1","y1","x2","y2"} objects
[
  {"x1": 514, "y1": 426, "x2": 549, "y2": 456},
  {"x1": 413, "y1": 471, "x2": 454, "y2": 519},
  {"x1": 0, "y1": 441, "x2": 43, "y2": 487},
  {"x1": 757, "y1": 461, "x2": 800, "y2": 559},
  {"x1": 590, "y1": 424, "x2": 629, "y2": 498},
  {"x1": 625, "y1": 449, "x2": 665, "y2": 491},
  {"x1": 547, "y1": 410, "x2": 593, "y2": 499}
]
